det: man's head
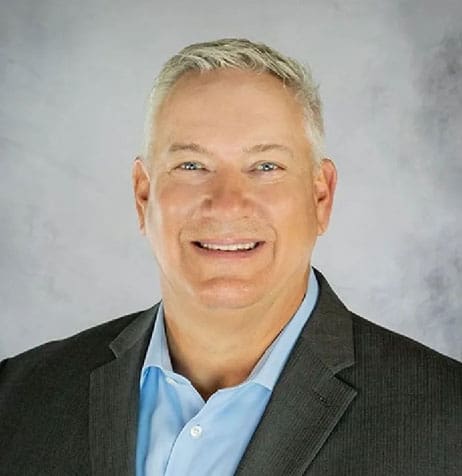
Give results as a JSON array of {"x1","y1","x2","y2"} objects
[{"x1": 133, "y1": 39, "x2": 337, "y2": 311}]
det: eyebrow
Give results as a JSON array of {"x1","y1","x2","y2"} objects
[
  {"x1": 168, "y1": 142, "x2": 211, "y2": 155},
  {"x1": 242, "y1": 143, "x2": 293, "y2": 158},
  {"x1": 167, "y1": 142, "x2": 293, "y2": 158}
]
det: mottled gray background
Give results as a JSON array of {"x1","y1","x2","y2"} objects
[{"x1": 1, "y1": 0, "x2": 461, "y2": 361}]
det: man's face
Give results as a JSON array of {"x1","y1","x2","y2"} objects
[{"x1": 133, "y1": 69, "x2": 336, "y2": 310}]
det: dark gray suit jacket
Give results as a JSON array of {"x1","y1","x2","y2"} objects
[{"x1": 1, "y1": 268, "x2": 461, "y2": 475}]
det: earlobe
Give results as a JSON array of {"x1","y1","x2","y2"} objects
[{"x1": 132, "y1": 157, "x2": 151, "y2": 235}]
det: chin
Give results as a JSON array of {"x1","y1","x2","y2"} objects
[{"x1": 193, "y1": 279, "x2": 266, "y2": 310}]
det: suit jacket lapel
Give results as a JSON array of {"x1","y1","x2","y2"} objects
[
  {"x1": 236, "y1": 268, "x2": 358, "y2": 475},
  {"x1": 88, "y1": 304, "x2": 159, "y2": 476}
]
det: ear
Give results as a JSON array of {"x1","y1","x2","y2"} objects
[
  {"x1": 132, "y1": 157, "x2": 151, "y2": 235},
  {"x1": 312, "y1": 158, "x2": 337, "y2": 236}
]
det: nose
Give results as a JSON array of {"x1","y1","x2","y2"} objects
[{"x1": 201, "y1": 169, "x2": 252, "y2": 218}]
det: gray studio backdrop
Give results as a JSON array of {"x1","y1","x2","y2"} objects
[{"x1": 1, "y1": 0, "x2": 461, "y2": 361}]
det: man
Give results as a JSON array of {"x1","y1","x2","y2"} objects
[{"x1": 0, "y1": 38, "x2": 461, "y2": 476}]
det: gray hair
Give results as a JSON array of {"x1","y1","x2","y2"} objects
[{"x1": 143, "y1": 38, "x2": 325, "y2": 165}]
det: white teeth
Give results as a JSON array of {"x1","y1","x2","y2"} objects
[{"x1": 200, "y1": 242, "x2": 258, "y2": 251}]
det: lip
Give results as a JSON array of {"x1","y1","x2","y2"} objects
[{"x1": 191, "y1": 241, "x2": 266, "y2": 259}]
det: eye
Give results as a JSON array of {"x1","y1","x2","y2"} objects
[
  {"x1": 255, "y1": 162, "x2": 280, "y2": 172},
  {"x1": 178, "y1": 161, "x2": 205, "y2": 171}
]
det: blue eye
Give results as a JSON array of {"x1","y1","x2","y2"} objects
[
  {"x1": 257, "y1": 162, "x2": 279, "y2": 172},
  {"x1": 179, "y1": 161, "x2": 204, "y2": 170}
]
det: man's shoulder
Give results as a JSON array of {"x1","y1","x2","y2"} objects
[
  {"x1": 314, "y1": 267, "x2": 461, "y2": 377},
  {"x1": 348, "y1": 311, "x2": 462, "y2": 384},
  {"x1": 0, "y1": 305, "x2": 157, "y2": 383}
]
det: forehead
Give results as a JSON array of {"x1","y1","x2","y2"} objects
[{"x1": 152, "y1": 69, "x2": 307, "y2": 149}]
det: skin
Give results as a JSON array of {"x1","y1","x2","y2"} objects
[{"x1": 132, "y1": 69, "x2": 337, "y2": 401}]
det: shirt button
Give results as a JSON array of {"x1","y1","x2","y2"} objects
[
  {"x1": 165, "y1": 376, "x2": 176, "y2": 385},
  {"x1": 190, "y1": 425, "x2": 203, "y2": 438}
]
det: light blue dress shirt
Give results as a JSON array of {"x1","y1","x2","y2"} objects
[{"x1": 136, "y1": 266, "x2": 319, "y2": 476}]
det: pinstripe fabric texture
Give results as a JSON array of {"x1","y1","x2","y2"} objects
[{"x1": 0, "y1": 268, "x2": 461, "y2": 475}]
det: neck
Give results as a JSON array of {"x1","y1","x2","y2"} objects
[{"x1": 161, "y1": 269, "x2": 310, "y2": 401}]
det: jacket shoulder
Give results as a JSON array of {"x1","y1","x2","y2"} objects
[
  {"x1": 348, "y1": 312, "x2": 462, "y2": 392},
  {"x1": 352, "y1": 312, "x2": 461, "y2": 363},
  {"x1": 0, "y1": 305, "x2": 156, "y2": 383}
]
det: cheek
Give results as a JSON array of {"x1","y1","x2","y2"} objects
[
  {"x1": 150, "y1": 183, "x2": 198, "y2": 237},
  {"x1": 263, "y1": 185, "x2": 316, "y2": 248},
  {"x1": 262, "y1": 182, "x2": 314, "y2": 221}
]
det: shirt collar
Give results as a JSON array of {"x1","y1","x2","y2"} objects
[{"x1": 141, "y1": 266, "x2": 319, "y2": 391}]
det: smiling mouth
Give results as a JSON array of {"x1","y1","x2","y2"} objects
[{"x1": 193, "y1": 241, "x2": 264, "y2": 252}]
